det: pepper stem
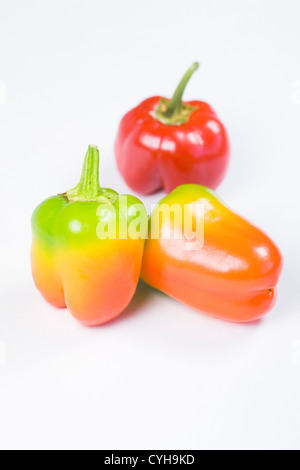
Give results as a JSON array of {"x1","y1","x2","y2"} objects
[
  {"x1": 163, "y1": 62, "x2": 199, "y2": 118},
  {"x1": 150, "y1": 62, "x2": 200, "y2": 126},
  {"x1": 66, "y1": 145, "x2": 103, "y2": 201},
  {"x1": 76, "y1": 145, "x2": 101, "y2": 199}
]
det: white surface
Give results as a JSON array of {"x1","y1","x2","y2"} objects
[{"x1": 0, "y1": 0, "x2": 299, "y2": 451}]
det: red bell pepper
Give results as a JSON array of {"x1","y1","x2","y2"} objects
[{"x1": 115, "y1": 63, "x2": 230, "y2": 195}]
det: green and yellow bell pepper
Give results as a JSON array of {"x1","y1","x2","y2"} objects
[{"x1": 31, "y1": 145, "x2": 148, "y2": 326}]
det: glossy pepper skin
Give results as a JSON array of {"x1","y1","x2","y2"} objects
[
  {"x1": 141, "y1": 185, "x2": 283, "y2": 323},
  {"x1": 115, "y1": 63, "x2": 230, "y2": 195},
  {"x1": 31, "y1": 145, "x2": 148, "y2": 326}
]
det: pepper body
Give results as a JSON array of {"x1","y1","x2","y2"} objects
[
  {"x1": 141, "y1": 185, "x2": 283, "y2": 322},
  {"x1": 115, "y1": 63, "x2": 230, "y2": 195},
  {"x1": 31, "y1": 146, "x2": 148, "y2": 326}
]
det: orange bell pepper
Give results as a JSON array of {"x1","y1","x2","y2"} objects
[{"x1": 141, "y1": 185, "x2": 283, "y2": 322}]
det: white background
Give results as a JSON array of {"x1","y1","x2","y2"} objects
[{"x1": 0, "y1": 0, "x2": 299, "y2": 450}]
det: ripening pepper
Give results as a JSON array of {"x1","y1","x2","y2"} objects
[
  {"x1": 115, "y1": 62, "x2": 230, "y2": 195},
  {"x1": 141, "y1": 185, "x2": 283, "y2": 322},
  {"x1": 31, "y1": 145, "x2": 148, "y2": 326}
]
